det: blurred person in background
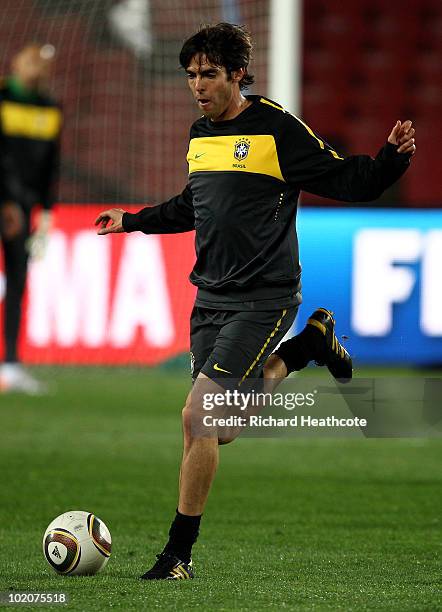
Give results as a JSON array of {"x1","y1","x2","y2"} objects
[{"x1": 0, "y1": 44, "x2": 61, "y2": 394}]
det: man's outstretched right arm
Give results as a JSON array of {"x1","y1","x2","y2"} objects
[{"x1": 95, "y1": 184, "x2": 195, "y2": 235}]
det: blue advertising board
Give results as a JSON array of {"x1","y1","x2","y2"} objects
[{"x1": 295, "y1": 208, "x2": 442, "y2": 365}]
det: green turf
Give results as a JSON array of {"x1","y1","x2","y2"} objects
[{"x1": 0, "y1": 367, "x2": 441, "y2": 611}]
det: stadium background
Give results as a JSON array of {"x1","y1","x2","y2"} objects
[{"x1": 0, "y1": 0, "x2": 441, "y2": 367}]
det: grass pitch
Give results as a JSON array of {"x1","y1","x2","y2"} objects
[{"x1": 0, "y1": 367, "x2": 441, "y2": 611}]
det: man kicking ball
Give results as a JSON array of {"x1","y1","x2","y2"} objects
[{"x1": 95, "y1": 23, "x2": 415, "y2": 580}]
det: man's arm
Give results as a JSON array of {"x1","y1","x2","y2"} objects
[
  {"x1": 25, "y1": 136, "x2": 61, "y2": 259},
  {"x1": 278, "y1": 115, "x2": 415, "y2": 202},
  {"x1": 95, "y1": 184, "x2": 195, "y2": 235},
  {"x1": 39, "y1": 137, "x2": 60, "y2": 211}
]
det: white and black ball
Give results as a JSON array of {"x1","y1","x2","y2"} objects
[{"x1": 43, "y1": 511, "x2": 111, "y2": 576}]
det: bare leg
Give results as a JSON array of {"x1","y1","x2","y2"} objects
[
  {"x1": 178, "y1": 391, "x2": 192, "y2": 494},
  {"x1": 177, "y1": 354, "x2": 289, "y2": 512},
  {"x1": 216, "y1": 354, "x2": 289, "y2": 445},
  {"x1": 178, "y1": 436, "x2": 219, "y2": 515},
  {"x1": 178, "y1": 374, "x2": 220, "y2": 515},
  {"x1": 263, "y1": 353, "x2": 287, "y2": 391}
]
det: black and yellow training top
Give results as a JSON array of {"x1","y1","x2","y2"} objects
[
  {"x1": 123, "y1": 95, "x2": 411, "y2": 310},
  {"x1": 0, "y1": 76, "x2": 62, "y2": 210}
]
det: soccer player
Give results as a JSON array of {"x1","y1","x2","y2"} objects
[
  {"x1": 0, "y1": 44, "x2": 61, "y2": 394},
  {"x1": 95, "y1": 23, "x2": 416, "y2": 580}
]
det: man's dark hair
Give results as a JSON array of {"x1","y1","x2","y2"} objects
[{"x1": 179, "y1": 23, "x2": 254, "y2": 91}]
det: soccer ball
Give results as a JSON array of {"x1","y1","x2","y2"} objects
[{"x1": 43, "y1": 511, "x2": 111, "y2": 576}]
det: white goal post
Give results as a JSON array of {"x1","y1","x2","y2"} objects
[{"x1": 268, "y1": 0, "x2": 302, "y2": 115}]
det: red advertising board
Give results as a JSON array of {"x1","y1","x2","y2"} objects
[{"x1": 0, "y1": 205, "x2": 196, "y2": 364}]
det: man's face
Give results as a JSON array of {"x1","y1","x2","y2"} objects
[
  {"x1": 12, "y1": 46, "x2": 54, "y2": 90},
  {"x1": 186, "y1": 54, "x2": 236, "y2": 120}
]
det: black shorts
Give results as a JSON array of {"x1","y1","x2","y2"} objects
[{"x1": 190, "y1": 305, "x2": 298, "y2": 388}]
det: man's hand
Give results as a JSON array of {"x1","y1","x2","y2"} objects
[
  {"x1": 95, "y1": 208, "x2": 126, "y2": 235},
  {"x1": 388, "y1": 120, "x2": 416, "y2": 155},
  {"x1": 27, "y1": 210, "x2": 52, "y2": 260}
]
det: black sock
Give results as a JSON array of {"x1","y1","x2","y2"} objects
[
  {"x1": 275, "y1": 326, "x2": 324, "y2": 374},
  {"x1": 163, "y1": 510, "x2": 201, "y2": 564}
]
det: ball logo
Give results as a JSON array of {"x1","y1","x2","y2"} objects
[
  {"x1": 234, "y1": 138, "x2": 250, "y2": 161},
  {"x1": 48, "y1": 541, "x2": 67, "y2": 564}
]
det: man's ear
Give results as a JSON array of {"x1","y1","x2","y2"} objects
[{"x1": 231, "y1": 67, "x2": 246, "y2": 83}]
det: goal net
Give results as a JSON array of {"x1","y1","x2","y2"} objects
[
  {"x1": 0, "y1": 0, "x2": 270, "y2": 205},
  {"x1": 0, "y1": 0, "x2": 272, "y2": 365}
]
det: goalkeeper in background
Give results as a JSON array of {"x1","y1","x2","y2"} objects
[
  {"x1": 0, "y1": 44, "x2": 61, "y2": 394},
  {"x1": 96, "y1": 23, "x2": 415, "y2": 580}
]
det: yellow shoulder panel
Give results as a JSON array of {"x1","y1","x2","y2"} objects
[
  {"x1": 293, "y1": 114, "x2": 344, "y2": 160},
  {"x1": 0, "y1": 101, "x2": 61, "y2": 140},
  {"x1": 259, "y1": 100, "x2": 343, "y2": 160},
  {"x1": 187, "y1": 135, "x2": 285, "y2": 182}
]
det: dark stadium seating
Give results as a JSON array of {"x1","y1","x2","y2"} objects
[
  {"x1": 1, "y1": 0, "x2": 440, "y2": 207},
  {"x1": 302, "y1": 0, "x2": 442, "y2": 206}
]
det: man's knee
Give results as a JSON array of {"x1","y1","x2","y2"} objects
[
  {"x1": 184, "y1": 376, "x2": 241, "y2": 445},
  {"x1": 183, "y1": 398, "x2": 236, "y2": 445}
]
